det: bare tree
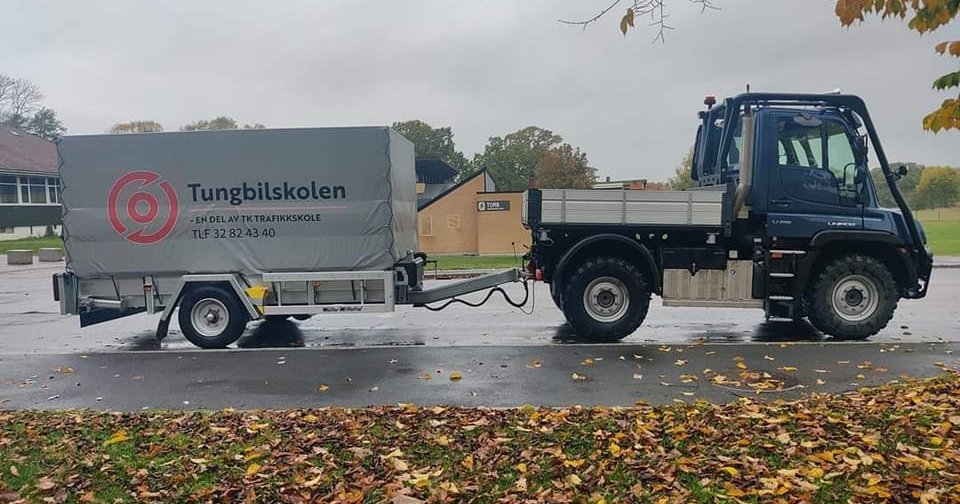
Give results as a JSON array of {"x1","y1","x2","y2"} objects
[
  {"x1": 0, "y1": 74, "x2": 16, "y2": 110},
  {"x1": 4, "y1": 78, "x2": 43, "y2": 126},
  {"x1": 559, "y1": 0, "x2": 718, "y2": 42}
]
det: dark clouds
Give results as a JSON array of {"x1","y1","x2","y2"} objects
[{"x1": 3, "y1": 1, "x2": 956, "y2": 180}]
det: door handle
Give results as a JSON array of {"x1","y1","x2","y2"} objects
[{"x1": 770, "y1": 198, "x2": 791, "y2": 206}]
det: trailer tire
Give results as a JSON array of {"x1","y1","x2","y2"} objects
[
  {"x1": 178, "y1": 285, "x2": 249, "y2": 349},
  {"x1": 562, "y1": 256, "x2": 650, "y2": 342},
  {"x1": 805, "y1": 254, "x2": 897, "y2": 340}
]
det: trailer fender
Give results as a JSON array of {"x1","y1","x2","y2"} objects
[
  {"x1": 554, "y1": 234, "x2": 660, "y2": 294},
  {"x1": 156, "y1": 274, "x2": 260, "y2": 340}
]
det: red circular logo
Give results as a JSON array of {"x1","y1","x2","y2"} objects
[{"x1": 108, "y1": 171, "x2": 179, "y2": 244}]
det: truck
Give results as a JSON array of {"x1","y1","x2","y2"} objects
[
  {"x1": 523, "y1": 93, "x2": 933, "y2": 341},
  {"x1": 53, "y1": 127, "x2": 523, "y2": 348}
]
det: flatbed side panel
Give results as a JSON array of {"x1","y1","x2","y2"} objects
[{"x1": 537, "y1": 189, "x2": 723, "y2": 226}]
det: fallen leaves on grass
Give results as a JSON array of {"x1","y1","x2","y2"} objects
[{"x1": 0, "y1": 374, "x2": 958, "y2": 502}]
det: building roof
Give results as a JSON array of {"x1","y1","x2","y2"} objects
[
  {"x1": 0, "y1": 123, "x2": 58, "y2": 175},
  {"x1": 418, "y1": 169, "x2": 494, "y2": 211},
  {"x1": 415, "y1": 158, "x2": 458, "y2": 184}
]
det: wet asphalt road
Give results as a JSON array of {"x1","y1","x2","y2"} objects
[{"x1": 0, "y1": 261, "x2": 958, "y2": 409}]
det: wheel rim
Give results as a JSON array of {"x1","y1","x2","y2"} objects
[
  {"x1": 831, "y1": 274, "x2": 880, "y2": 323},
  {"x1": 190, "y1": 298, "x2": 230, "y2": 338},
  {"x1": 583, "y1": 276, "x2": 630, "y2": 323}
]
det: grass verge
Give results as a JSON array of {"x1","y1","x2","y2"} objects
[
  {"x1": 918, "y1": 220, "x2": 960, "y2": 256},
  {"x1": 0, "y1": 237, "x2": 63, "y2": 255},
  {"x1": 1, "y1": 374, "x2": 958, "y2": 503}
]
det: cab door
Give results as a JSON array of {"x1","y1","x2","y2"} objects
[{"x1": 764, "y1": 111, "x2": 864, "y2": 238}]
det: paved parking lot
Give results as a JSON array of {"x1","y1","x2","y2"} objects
[{"x1": 0, "y1": 259, "x2": 957, "y2": 409}]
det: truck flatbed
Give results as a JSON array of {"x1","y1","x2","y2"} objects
[{"x1": 523, "y1": 188, "x2": 724, "y2": 227}]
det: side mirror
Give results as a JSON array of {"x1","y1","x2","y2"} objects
[{"x1": 895, "y1": 165, "x2": 909, "y2": 180}]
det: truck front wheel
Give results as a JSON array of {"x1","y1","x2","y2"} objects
[
  {"x1": 805, "y1": 254, "x2": 897, "y2": 340},
  {"x1": 562, "y1": 256, "x2": 650, "y2": 342},
  {"x1": 178, "y1": 285, "x2": 249, "y2": 349}
]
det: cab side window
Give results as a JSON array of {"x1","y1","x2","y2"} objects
[{"x1": 776, "y1": 114, "x2": 838, "y2": 206}]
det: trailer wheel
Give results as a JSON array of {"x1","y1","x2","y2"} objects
[
  {"x1": 562, "y1": 256, "x2": 650, "y2": 342},
  {"x1": 178, "y1": 285, "x2": 249, "y2": 349},
  {"x1": 805, "y1": 254, "x2": 897, "y2": 340}
]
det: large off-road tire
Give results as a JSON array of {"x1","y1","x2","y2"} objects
[
  {"x1": 178, "y1": 285, "x2": 249, "y2": 349},
  {"x1": 805, "y1": 254, "x2": 898, "y2": 341},
  {"x1": 561, "y1": 256, "x2": 650, "y2": 342},
  {"x1": 549, "y1": 282, "x2": 564, "y2": 311}
]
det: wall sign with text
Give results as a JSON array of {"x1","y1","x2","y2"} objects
[{"x1": 477, "y1": 200, "x2": 510, "y2": 212}]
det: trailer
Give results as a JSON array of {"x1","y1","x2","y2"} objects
[
  {"x1": 523, "y1": 93, "x2": 933, "y2": 342},
  {"x1": 53, "y1": 127, "x2": 523, "y2": 348}
]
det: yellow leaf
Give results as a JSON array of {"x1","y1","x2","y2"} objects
[
  {"x1": 929, "y1": 436, "x2": 944, "y2": 446},
  {"x1": 736, "y1": 362, "x2": 747, "y2": 370},
  {"x1": 302, "y1": 414, "x2": 319, "y2": 422},
  {"x1": 779, "y1": 366, "x2": 798, "y2": 372},
  {"x1": 572, "y1": 372, "x2": 588, "y2": 382},
  {"x1": 809, "y1": 467, "x2": 824, "y2": 479},
  {"x1": 436, "y1": 435, "x2": 449, "y2": 446},
  {"x1": 318, "y1": 384, "x2": 329, "y2": 392},
  {"x1": 776, "y1": 432, "x2": 791, "y2": 444},
  {"x1": 390, "y1": 457, "x2": 409, "y2": 471},
  {"x1": 563, "y1": 458, "x2": 586, "y2": 468},
  {"x1": 244, "y1": 450, "x2": 264, "y2": 462},
  {"x1": 516, "y1": 462, "x2": 527, "y2": 473},
  {"x1": 721, "y1": 466, "x2": 740, "y2": 478},
  {"x1": 567, "y1": 474, "x2": 582, "y2": 486},
  {"x1": 619, "y1": 8, "x2": 635, "y2": 36},
  {"x1": 408, "y1": 472, "x2": 431, "y2": 488},
  {"x1": 581, "y1": 358, "x2": 594, "y2": 366},
  {"x1": 462, "y1": 455, "x2": 474, "y2": 470},
  {"x1": 9, "y1": 465, "x2": 19, "y2": 477},
  {"x1": 103, "y1": 431, "x2": 129, "y2": 447},
  {"x1": 609, "y1": 441, "x2": 622, "y2": 457},
  {"x1": 449, "y1": 371, "x2": 463, "y2": 381},
  {"x1": 245, "y1": 463, "x2": 261, "y2": 476}
]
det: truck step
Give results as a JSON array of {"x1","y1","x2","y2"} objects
[
  {"x1": 769, "y1": 272, "x2": 795, "y2": 278},
  {"x1": 768, "y1": 295, "x2": 794, "y2": 301},
  {"x1": 766, "y1": 316, "x2": 795, "y2": 323}
]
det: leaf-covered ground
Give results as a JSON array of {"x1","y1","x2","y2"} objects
[{"x1": 1, "y1": 374, "x2": 959, "y2": 503}]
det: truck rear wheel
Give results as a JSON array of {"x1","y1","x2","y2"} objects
[
  {"x1": 805, "y1": 254, "x2": 897, "y2": 340},
  {"x1": 178, "y1": 285, "x2": 249, "y2": 349},
  {"x1": 562, "y1": 256, "x2": 650, "y2": 342}
]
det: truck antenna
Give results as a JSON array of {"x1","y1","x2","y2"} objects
[{"x1": 746, "y1": 84, "x2": 751, "y2": 93}]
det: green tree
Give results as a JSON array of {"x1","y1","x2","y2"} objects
[
  {"x1": 109, "y1": 120, "x2": 164, "y2": 134},
  {"x1": 534, "y1": 144, "x2": 597, "y2": 189},
  {"x1": 871, "y1": 162, "x2": 924, "y2": 207},
  {"x1": 392, "y1": 120, "x2": 471, "y2": 175},
  {"x1": 180, "y1": 116, "x2": 239, "y2": 131},
  {"x1": 667, "y1": 148, "x2": 695, "y2": 190},
  {"x1": 25, "y1": 107, "x2": 66, "y2": 140},
  {"x1": 911, "y1": 166, "x2": 960, "y2": 209},
  {"x1": 475, "y1": 126, "x2": 563, "y2": 191}
]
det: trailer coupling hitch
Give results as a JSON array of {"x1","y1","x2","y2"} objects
[{"x1": 421, "y1": 278, "x2": 533, "y2": 313}]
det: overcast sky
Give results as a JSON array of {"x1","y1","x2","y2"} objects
[{"x1": 3, "y1": 1, "x2": 957, "y2": 181}]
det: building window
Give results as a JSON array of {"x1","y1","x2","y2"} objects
[
  {"x1": 0, "y1": 227, "x2": 14, "y2": 234},
  {"x1": 419, "y1": 215, "x2": 433, "y2": 236},
  {"x1": 27, "y1": 177, "x2": 48, "y2": 204},
  {"x1": 446, "y1": 214, "x2": 461, "y2": 229},
  {"x1": 0, "y1": 176, "x2": 59, "y2": 204},
  {"x1": 47, "y1": 178, "x2": 60, "y2": 204},
  {"x1": 0, "y1": 176, "x2": 17, "y2": 204}
]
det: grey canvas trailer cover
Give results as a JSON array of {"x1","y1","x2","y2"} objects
[{"x1": 53, "y1": 127, "x2": 525, "y2": 348}]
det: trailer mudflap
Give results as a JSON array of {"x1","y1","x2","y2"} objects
[{"x1": 409, "y1": 268, "x2": 520, "y2": 306}]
